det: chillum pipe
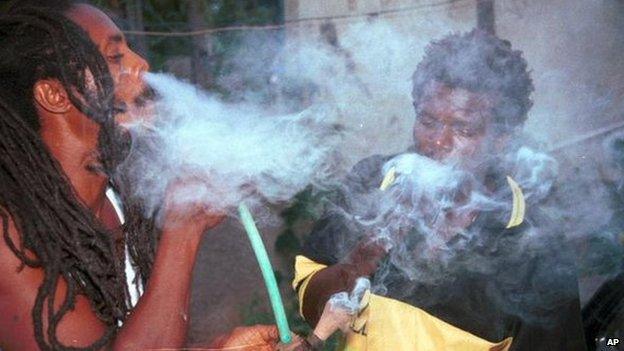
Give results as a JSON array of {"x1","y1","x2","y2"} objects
[
  {"x1": 238, "y1": 204, "x2": 292, "y2": 344},
  {"x1": 237, "y1": 165, "x2": 395, "y2": 344}
]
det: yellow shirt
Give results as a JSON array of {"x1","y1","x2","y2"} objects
[
  {"x1": 292, "y1": 174, "x2": 527, "y2": 350},
  {"x1": 293, "y1": 256, "x2": 512, "y2": 351}
]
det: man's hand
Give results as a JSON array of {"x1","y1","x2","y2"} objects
[
  {"x1": 345, "y1": 236, "x2": 390, "y2": 277},
  {"x1": 209, "y1": 325, "x2": 280, "y2": 350},
  {"x1": 313, "y1": 297, "x2": 354, "y2": 340},
  {"x1": 162, "y1": 176, "x2": 225, "y2": 234}
]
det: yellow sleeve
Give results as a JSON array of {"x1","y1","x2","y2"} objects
[
  {"x1": 345, "y1": 293, "x2": 512, "y2": 351},
  {"x1": 505, "y1": 176, "x2": 525, "y2": 229},
  {"x1": 293, "y1": 256, "x2": 512, "y2": 350},
  {"x1": 292, "y1": 255, "x2": 328, "y2": 318}
]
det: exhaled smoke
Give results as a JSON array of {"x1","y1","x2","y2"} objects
[
  {"x1": 117, "y1": 72, "x2": 345, "y2": 224},
  {"x1": 249, "y1": 17, "x2": 618, "y2": 326},
  {"x1": 321, "y1": 146, "x2": 576, "y2": 325},
  {"x1": 112, "y1": 12, "x2": 622, "y2": 331},
  {"x1": 329, "y1": 277, "x2": 371, "y2": 315}
]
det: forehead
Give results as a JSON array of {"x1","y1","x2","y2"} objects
[
  {"x1": 66, "y1": 4, "x2": 123, "y2": 49},
  {"x1": 420, "y1": 82, "x2": 495, "y2": 122}
]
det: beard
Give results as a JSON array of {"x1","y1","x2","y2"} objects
[
  {"x1": 97, "y1": 119, "x2": 132, "y2": 179},
  {"x1": 97, "y1": 83, "x2": 163, "y2": 197},
  {"x1": 98, "y1": 84, "x2": 159, "y2": 175},
  {"x1": 133, "y1": 84, "x2": 157, "y2": 109},
  {"x1": 93, "y1": 86, "x2": 164, "y2": 286}
]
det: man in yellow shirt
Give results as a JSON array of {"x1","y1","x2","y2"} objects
[{"x1": 293, "y1": 30, "x2": 586, "y2": 351}]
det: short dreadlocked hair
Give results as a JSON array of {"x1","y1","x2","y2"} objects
[
  {"x1": 0, "y1": 2, "x2": 133, "y2": 350},
  {"x1": 411, "y1": 29, "x2": 534, "y2": 133}
]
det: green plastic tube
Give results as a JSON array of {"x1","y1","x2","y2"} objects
[{"x1": 238, "y1": 204, "x2": 292, "y2": 344}]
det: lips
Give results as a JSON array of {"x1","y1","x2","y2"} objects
[{"x1": 133, "y1": 84, "x2": 157, "y2": 108}]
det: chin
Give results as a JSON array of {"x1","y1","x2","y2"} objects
[{"x1": 85, "y1": 160, "x2": 108, "y2": 177}]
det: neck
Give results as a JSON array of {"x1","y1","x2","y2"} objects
[{"x1": 38, "y1": 107, "x2": 110, "y2": 212}]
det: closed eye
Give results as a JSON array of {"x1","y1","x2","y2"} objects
[
  {"x1": 107, "y1": 53, "x2": 124, "y2": 64},
  {"x1": 419, "y1": 114, "x2": 438, "y2": 128}
]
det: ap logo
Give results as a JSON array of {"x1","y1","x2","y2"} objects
[{"x1": 607, "y1": 338, "x2": 620, "y2": 346}]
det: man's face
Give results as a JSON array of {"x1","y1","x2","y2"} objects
[
  {"x1": 67, "y1": 4, "x2": 150, "y2": 125},
  {"x1": 65, "y1": 5, "x2": 155, "y2": 176},
  {"x1": 413, "y1": 81, "x2": 498, "y2": 169},
  {"x1": 410, "y1": 82, "x2": 508, "y2": 245}
]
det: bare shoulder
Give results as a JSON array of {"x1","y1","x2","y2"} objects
[
  {"x1": 0, "y1": 211, "x2": 108, "y2": 350},
  {"x1": 0, "y1": 211, "x2": 42, "y2": 350},
  {"x1": 0, "y1": 209, "x2": 32, "y2": 283}
]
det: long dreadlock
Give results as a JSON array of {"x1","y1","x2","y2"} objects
[{"x1": 0, "y1": 3, "x2": 159, "y2": 350}]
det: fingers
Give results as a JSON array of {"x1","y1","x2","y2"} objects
[
  {"x1": 219, "y1": 325, "x2": 280, "y2": 348},
  {"x1": 314, "y1": 299, "x2": 355, "y2": 340},
  {"x1": 162, "y1": 176, "x2": 227, "y2": 232},
  {"x1": 208, "y1": 326, "x2": 305, "y2": 351},
  {"x1": 249, "y1": 324, "x2": 280, "y2": 342},
  {"x1": 206, "y1": 333, "x2": 229, "y2": 348},
  {"x1": 276, "y1": 334, "x2": 306, "y2": 351}
]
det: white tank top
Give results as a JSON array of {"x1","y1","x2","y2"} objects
[{"x1": 105, "y1": 188, "x2": 143, "y2": 308}]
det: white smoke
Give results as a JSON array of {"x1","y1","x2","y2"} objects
[
  {"x1": 114, "y1": 12, "x2": 623, "y2": 332},
  {"x1": 328, "y1": 277, "x2": 371, "y2": 315},
  {"x1": 119, "y1": 73, "x2": 345, "y2": 222}
]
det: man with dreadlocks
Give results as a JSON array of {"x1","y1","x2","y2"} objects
[
  {"x1": 292, "y1": 30, "x2": 587, "y2": 350},
  {"x1": 0, "y1": 1, "x2": 289, "y2": 350}
]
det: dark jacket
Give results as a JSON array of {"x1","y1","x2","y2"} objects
[{"x1": 301, "y1": 153, "x2": 587, "y2": 351}]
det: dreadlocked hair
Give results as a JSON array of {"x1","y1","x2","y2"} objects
[
  {"x1": 13, "y1": 0, "x2": 163, "y2": 292},
  {"x1": 108, "y1": 145, "x2": 161, "y2": 289},
  {"x1": 0, "y1": 6, "x2": 132, "y2": 350},
  {"x1": 118, "y1": 183, "x2": 161, "y2": 287}
]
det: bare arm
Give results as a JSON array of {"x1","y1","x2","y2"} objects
[
  {"x1": 112, "y1": 224, "x2": 206, "y2": 350},
  {"x1": 0, "y1": 192, "x2": 222, "y2": 350},
  {"x1": 300, "y1": 239, "x2": 387, "y2": 327},
  {"x1": 111, "y1": 182, "x2": 224, "y2": 350}
]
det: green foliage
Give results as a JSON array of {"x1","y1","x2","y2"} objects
[
  {"x1": 281, "y1": 187, "x2": 329, "y2": 226},
  {"x1": 275, "y1": 229, "x2": 301, "y2": 255},
  {"x1": 0, "y1": 0, "x2": 18, "y2": 12},
  {"x1": 275, "y1": 186, "x2": 335, "y2": 257}
]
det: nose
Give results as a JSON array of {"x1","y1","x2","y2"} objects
[
  {"x1": 127, "y1": 49, "x2": 150, "y2": 80},
  {"x1": 432, "y1": 125, "x2": 454, "y2": 153}
]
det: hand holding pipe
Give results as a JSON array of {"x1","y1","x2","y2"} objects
[{"x1": 237, "y1": 167, "x2": 397, "y2": 345}]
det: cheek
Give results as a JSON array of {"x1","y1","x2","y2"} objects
[
  {"x1": 114, "y1": 103, "x2": 154, "y2": 127},
  {"x1": 68, "y1": 116, "x2": 102, "y2": 148},
  {"x1": 113, "y1": 73, "x2": 144, "y2": 104},
  {"x1": 107, "y1": 64, "x2": 122, "y2": 83},
  {"x1": 413, "y1": 125, "x2": 431, "y2": 146},
  {"x1": 114, "y1": 76, "x2": 136, "y2": 102},
  {"x1": 108, "y1": 65, "x2": 135, "y2": 99}
]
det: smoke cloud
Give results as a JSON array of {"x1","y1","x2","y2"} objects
[
  {"x1": 117, "y1": 73, "x2": 345, "y2": 223},
  {"x1": 115, "y1": 11, "x2": 623, "y2": 336}
]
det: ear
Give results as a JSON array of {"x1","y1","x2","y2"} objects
[{"x1": 33, "y1": 80, "x2": 72, "y2": 114}]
